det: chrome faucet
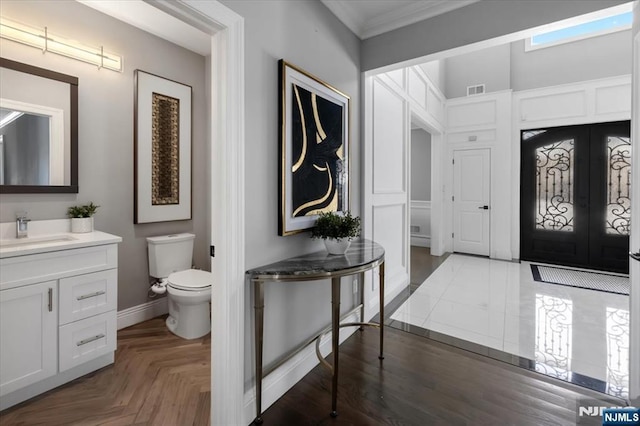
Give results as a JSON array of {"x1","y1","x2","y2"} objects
[{"x1": 16, "y1": 212, "x2": 30, "y2": 239}]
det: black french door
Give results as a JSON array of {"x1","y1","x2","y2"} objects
[{"x1": 520, "y1": 121, "x2": 631, "y2": 273}]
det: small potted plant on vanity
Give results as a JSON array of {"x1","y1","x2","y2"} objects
[
  {"x1": 311, "y1": 211, "x2": 361, "y2": 255},
  {"x1": 68, "y1": 202, "x2": 99, "y2": 233}
]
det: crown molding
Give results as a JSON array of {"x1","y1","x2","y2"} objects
[
  {"x1": 321, "y1": 0, "x2": 480, "y2": 40},
  {"x1": 362, "y1": 0, "x2": 480, "y2": 39}
]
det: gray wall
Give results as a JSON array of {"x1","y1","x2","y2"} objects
[
  {"x1": 218, "y1": 0, "x2": 361, "y2": 386},
  {"x1": 361, "y1": 1, "x2": 627, "y2": 71},
  {"x1": 0, "y1": 1, "x2": 208, "y2": 312},
  {"x1": 510, "y1": 30, "x2": 632, "y2": 91},
  {"x1": 444, "y1": 44, "x2": 511, "y2": 99},
  {"x1": 441, "y1": 29, "x2": 631, "y2": 98},
  {"x1": 410, "y1": 128, "x2": 431, "y2": 201}
]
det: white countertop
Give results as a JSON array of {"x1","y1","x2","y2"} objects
[{"x1": 0, "y1": 219, "x2": 122, "y2": 259}]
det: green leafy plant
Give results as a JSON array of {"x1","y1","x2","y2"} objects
[
  {"x1": 311, "y1": 211, "x2": 361, "y2": 241},
  {"x1": 67, "y1": 202, "x2": 100, "y2": 218}
]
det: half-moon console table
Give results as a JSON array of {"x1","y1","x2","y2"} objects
[{"x1": 246, "y1": 239, "x2": 385, "y2": 424}]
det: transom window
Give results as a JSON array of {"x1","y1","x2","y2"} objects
[{"x1": 526, "y1": 7, "x2": 632, "y2": 51}]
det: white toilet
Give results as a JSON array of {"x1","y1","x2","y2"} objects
[{"x1": 147, "y1": 233, "x2": 212, "y2": 339}]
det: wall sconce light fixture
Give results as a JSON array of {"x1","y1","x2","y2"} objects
[{"x1": 0, "y1": 17, "x2": 123, "y2": 72}]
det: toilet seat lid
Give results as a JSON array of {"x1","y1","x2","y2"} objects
[{"x1": 168, "y1": 269, "x2": 212, "y2": 291}]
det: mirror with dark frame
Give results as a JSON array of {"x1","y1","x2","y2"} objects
[{"x1": 0, "y1": 57, "x2": 78, "y2": 193}]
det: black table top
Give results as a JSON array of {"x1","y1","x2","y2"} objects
[{"x1": 246, "y1": 239, "x2": 385, "y2": 281}]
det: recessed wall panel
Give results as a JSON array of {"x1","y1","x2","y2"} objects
[
  {"x1": 595, "y1": 84, "x2": 631, "y2": 115},
  {"x1": 373, "y1": 204, "x2": 406, "y2": 272},
  {"x1": 372, "y1": 79, "x2": 405, "y2": 194},
  {"x1": 520, "y1": 91, "x2": 586, "y2": 122},
  {"x1": 408, "y1": 68, "x2": 427, "y2": 110},
  {"x1": 447, "y1": 100, "x2": 497, "y2": 128}
]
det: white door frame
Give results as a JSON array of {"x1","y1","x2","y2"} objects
[
  {"x1": 629, "y1": 10, "x2": 639, "y2": 405},
  {"x1": 77, "y1": 1, "x2": 246, "y2": 423}
]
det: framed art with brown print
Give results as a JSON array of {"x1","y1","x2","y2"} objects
[{"x1": 134, "y1": 70, "x2": 192, "y2": 224}]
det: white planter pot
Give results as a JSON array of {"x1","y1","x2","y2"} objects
[
  {"x1": 324, "y1": 238, "x2": 351, "y2": 255},
  {"x1": 71, "y1": 217, "x2": 93, "y2": 233}
]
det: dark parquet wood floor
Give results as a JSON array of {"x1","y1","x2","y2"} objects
[
  {"x1": 0, "y1": 316, "x2": 211, "y2": 426},
  {"x1": 410, "y1": 246, "x2": 449, "y2": 288}
]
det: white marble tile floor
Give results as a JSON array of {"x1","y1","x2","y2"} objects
[{"x1": 389, "y1": 254, "x2": 630, "y2": 398}]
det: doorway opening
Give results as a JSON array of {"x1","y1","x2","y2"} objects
[{"x1": 410, "y1": 114, "x2": 445, "y2": 287}]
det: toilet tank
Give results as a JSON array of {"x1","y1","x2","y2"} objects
[{"x1": 147, "y1": 233, "x2": 195, "y2": 278}]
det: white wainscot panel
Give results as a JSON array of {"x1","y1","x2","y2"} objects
[
  {"x1": 447, "y1": 100, "x2": 497, "y2": 129},
  {"x1": 373, "y1": 79, "x2": 405, "y2": 194},
  {"x1": 447, "y1": 129, "x2": 496, "y2": 144},
  {"x1": 520, "y1": 90, "x2": 586, "y2": 123},
  {"x1": 408, "y1": 68, "x2": 427, "y2": 110},
  {"x1": 410, "y1": 201, "x2": 431, "y2": 247},
  {"x1": 595, "y1": 83, "x2": 632, "y2": 116},
  {"x1": 373, "y1": 204, "x2": 406, "y2": 278},
  {"x1": 386, "y1": 69, "x2": 405, "y2": 90},
  {"x1": 427, "y1": 86, "x2": 444, "y2": 124}
]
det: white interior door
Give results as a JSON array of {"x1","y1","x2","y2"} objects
[
  {"x1": 364, "y1": 76, "x2": 410, "y2": 312},
  {"x1": 453, "y1": 148, "x2": 490, "y2": 256}
]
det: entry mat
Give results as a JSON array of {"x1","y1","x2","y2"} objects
[{"x1": 531, "y1": 264, "x2": 630, "y2": 296}]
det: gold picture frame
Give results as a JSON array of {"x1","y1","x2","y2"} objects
[{"x1": 278, "y1": 60, "x2": 350, "y2": 236}]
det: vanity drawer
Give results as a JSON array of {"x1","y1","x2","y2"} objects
[
  {"x1": 0, "y1": 244, "x2": 118, "y2": 290},
  {"x1": 59, "y1": 311, "x2": 116, "y2": 372},
  {"x1": 59, "y1": 269, "x2": 117, "y2": 325}
]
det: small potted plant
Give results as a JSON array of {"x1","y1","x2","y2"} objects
[
  {"x1": 68, "y1": 202, "x2": 99, "y2": 233},
  {"x1": 311, "y1": 211, "x2": 361, "y2": 255}
]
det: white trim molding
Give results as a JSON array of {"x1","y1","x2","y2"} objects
[
  {"x1": 116, "y1": 298, "x2": 168, "y2": 330},
  {"x1": 410, "y1": 200, "x2": 431, "y2": 247},
  {"x1": 628, "y1": 6, "x2": 639, "y2": 404}
]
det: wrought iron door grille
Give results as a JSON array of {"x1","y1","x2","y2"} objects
[{"x1": 535, "y1": 139, "x2": 574, "y2": 232}]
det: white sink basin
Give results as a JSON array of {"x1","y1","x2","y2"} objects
[{"x1": 0, "y1": 235, "x2": 77, "y2": 249}]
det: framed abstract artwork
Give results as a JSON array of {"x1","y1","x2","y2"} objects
[
  {"x1": 278, "y1": 60, "x2": 350, "y2": 236},
  {"x1": 134, "y1": 70, "x2": 192, "y2": 224}
]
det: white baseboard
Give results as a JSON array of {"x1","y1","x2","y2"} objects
[
  {"x1": 117, "y1": 297, "x2": 168, "y2": 330},
  {"x1": 243, "y1": 311, "x2": 361, "y2": 421},
  {"x1": 411, "y1": 235, "x2": 431, "y2": 248},
  {"x1": 368, "y1": 271, "x2": 409, "y2": 311}
]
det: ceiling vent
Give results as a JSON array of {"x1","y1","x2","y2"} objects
[{"x1": 467, "y1": 84, "x2": 485, "y2": 96}]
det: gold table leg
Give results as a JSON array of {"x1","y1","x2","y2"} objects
[
  {"x1": 254, "y1": 280, "x2": 264, "y2": 424},
  {"x1": 330, "y1": 276, "x2": 341, "y2": 417},
  {"x1": 359, "y1": 271, "x2": 365, "y2": 330},
  {"x1": 379, "y1": 262, "x2": 385, "y2": 360}
]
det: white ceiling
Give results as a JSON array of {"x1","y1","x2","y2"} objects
[{"x1": 320, "y1": 0, "x2": 481, "y2": 40}]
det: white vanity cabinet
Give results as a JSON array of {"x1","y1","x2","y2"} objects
[
  {"x1": 0, "y1": 230, "x2": 121, "y2": 411},
  {"x1": 0, "y1": 281, "x2": 58, "y2": 396}
]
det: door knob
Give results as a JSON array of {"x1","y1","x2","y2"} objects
[{"x1": 478, "y1": 205, "x2": 489, "y2": 210}]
